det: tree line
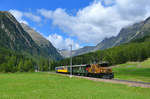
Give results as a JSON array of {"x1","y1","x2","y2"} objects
[{"x1": 0, "y1": 48, "x2": 56, "y2": 72}]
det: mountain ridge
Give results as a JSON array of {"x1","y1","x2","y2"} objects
[
  {"x1": 95, "y1": 17, "x2": 150, "y2": 50},
  {"x1": 0, "y1": 11, "x2": 39, "y2": 52},
  {"x1": 59, "y1": 46, "x2": 95, "y2": 58},
  {"x1": 21, "y1": 23, "x2": 62, "y2": 60},
  {"x1": 0, "y1": 11, "x2": 62, "y2": 60}
]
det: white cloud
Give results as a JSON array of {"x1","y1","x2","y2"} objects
[
  {"x1": 102, "y1": 0, "x2": 115, "y2": 6},
  {"x1": 24, "y1": 12, "x2": 41, "y2": 23},
  {"x1": 37, "y1": 9, "x2": 53, "y2": 19},
  {"x1": 9, "y1": 9, "x2": 28, "y2": 25},
  {"x1": 38, "y1": 0, "x2": 150, "y2": 44},
  {"x1": 46, "y1": 33, "x2": 81, "y2": 50},
  {"x1": 9, "y1": 9, "x2": 41, "y2": 24}
]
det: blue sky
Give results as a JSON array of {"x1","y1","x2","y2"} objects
[
  {"x1": 1, "y1": 0, "x2": 93, "y2": 11},
  {"x1": 1, "y1": 0, "x2": 150, "y2": 50}
]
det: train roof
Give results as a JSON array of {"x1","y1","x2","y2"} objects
[
  {"x1": 55, "y1": 64, "x2": 87, "y2": 68},
  {"x1": 55, "y1": 62, "x2": 109, "y2": 68}
]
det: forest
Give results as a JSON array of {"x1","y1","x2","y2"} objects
[{"x1": 0, "y1": 47, "x2": 56, "y2": 72}]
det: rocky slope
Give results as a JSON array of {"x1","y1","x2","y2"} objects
[
  {"x1": 0, "y1": 11, "x2": 39, "y2": 53},
  {"x1": 21, "y1": 23, "x2": 62, "y2": 60},
  {"x1": 73, "y1": 46, "x2": 95, "y2": 56},
  {"x1": 59, "y1": 46, "x2": 95, "y2": 58},
  {"x1": 58, "y1": 49, "x2": 73, "y2": 58},
  {"x1": 0, "y1": 11, "x2": 62, "y2": 60},
  {"x1": 95, "y1": 17, "x2": 150, "y2": 50}
]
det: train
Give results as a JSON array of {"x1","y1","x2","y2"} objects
[{"x1": 55, "y1": 62, "x2": 114, "y2": 79}]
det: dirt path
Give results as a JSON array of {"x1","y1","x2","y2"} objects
[{"x1": 48, "y1": 72, "x2": 150, "y2": 88}]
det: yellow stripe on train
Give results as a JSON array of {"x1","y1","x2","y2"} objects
[{"x1": 57, "y1": 69, "x2": 68, "y2": 73}]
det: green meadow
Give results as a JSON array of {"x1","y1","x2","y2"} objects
[
  {"x1": 0, "y1": 72, "x2": 150, "y2": 99},
  {"x1": 113, "y1": 58, "x2": 150, "y2": 82}
]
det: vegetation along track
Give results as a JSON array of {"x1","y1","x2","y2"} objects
[{"x1": 49, "y1": 72, "x2": 150, "y2": 88}]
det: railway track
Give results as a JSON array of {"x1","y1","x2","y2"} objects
[
  {"x1": 49, "y1": 72, "x2": 150, "y2": 88},
  {"x1": 75, "y1": 76, "x2": 150, "y2": 88},
  {"x1": 112, "y1": 79, "x2": 150, "y2": 85}
]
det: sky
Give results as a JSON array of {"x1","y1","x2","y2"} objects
[{"x1": 1, "y1": 0, "x2": 150, "y2": 50}]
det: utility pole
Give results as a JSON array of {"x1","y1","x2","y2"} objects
[
  {"x1": 49, "y1": 58, "x2": 51, "y2": 72},
  {"x1": 70, "y1": 44, "x2": 72, "y2": 78}
]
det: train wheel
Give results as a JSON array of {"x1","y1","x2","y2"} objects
[
  {"x1": 102, "y1": 75, "x2": 109, "y2": 79},
  {"x1": 78, "y1": 73, "x2": 80, "y2": 76},
  {"x1": 85, "y1": 73, "x2": 88, "y2": 77}
]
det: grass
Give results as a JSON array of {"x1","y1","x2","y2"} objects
[
  {"x1": 112, "y1": 58, "x2": 150, "y2": 82},
  {"x1": 0, "y1": 72, "x2": 150, "y2": 99}
]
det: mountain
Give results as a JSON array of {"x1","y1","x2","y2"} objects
[
  {"x1": 0, "y1": 11, "x2": 39, "y2": 53},
  {"x1": 58, "y1": 49, "x2": 73, "y2": 58},
  {"x1": 21, "y1": 23, "x2": 62, "y2": 60},
  {"x1": 59, "y1": 46, "x2": 95, "y2": 58},
  {"x1": 95, "y1": 17, "x2": 150, "y2": 50},
  {"x1": 73, "y1": 46, "x2": 95, "y2": 56},
  {"x1": 0, "y1": 11, "x2": 62, "y2": 60}
]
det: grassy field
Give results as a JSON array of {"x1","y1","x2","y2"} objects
[
  {"x1": 112, "y1": 58, "x2": 150, "y2": 82},
  {"x1": 0, "y1": 72, "x2": 150, "y2": 99}
]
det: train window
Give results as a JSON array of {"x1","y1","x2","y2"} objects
[
  {"x1": 60, "y1": 68, "x2": 64, "y2": 70},
  {"x1": 100, "y1": 63, "x2": 109, "y2": 67},
  {"x1": 86, "y1": 65, "x2": 91, "y2": 67}
]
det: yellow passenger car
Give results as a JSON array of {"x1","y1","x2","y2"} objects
[{"x1": 55, "y1": 66, "x2": 68, "y2": 73}]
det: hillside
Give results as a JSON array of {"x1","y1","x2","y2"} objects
[
  {"x1": 21, "y1": 23, "x2": 62, "y2": 60},
  {"x1": 0, "y1": 11, "x2": 39, "y2": 54},
  {"x1": 0, "y1": 11, "x2": 62, "y2": 60},
  {"x1": 112, "y1": 58, "x2": 150, "y2": 82},
  {"x1": 59, "y1": 46, "x2": 95, "y2": 58},
  {"x1": 95, "y1": 17, "x2": 150, "y2": 50},
  {"x1": 58, "y1": 49, "x2": 73, "y2": 58},
  {"x1": 55, "y1": 35, "x2": 150, "y2": 67},
  {"x1": 72, "y1": 46, "x2": 95, "y2": 57}
]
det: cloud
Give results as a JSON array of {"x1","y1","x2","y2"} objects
[
  {"x1": 37, "y1": 9, "x2": 52, "y2": 19},
  {"x1": 9, "y1": 9, "x2": 41, "y2": 24},
  {"x1": 46, "y1": 33, "x2": 81, "y2": 50},
  {"x1": 24, "y1": 12, "x2": 41, "y2": 23},
  {"x1": 38, "y1": 0, "x2": 150, "y2": 44},
  {"x1": 101, "y1": 0, "x2": 115, "y2": 6},
  {"x1": 9, "y1": 9, "x2": 28, "y2": 25}
]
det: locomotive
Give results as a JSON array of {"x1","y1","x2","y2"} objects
[{"x1": 55, "y1": 62, "x2": 114, "y2": 79}]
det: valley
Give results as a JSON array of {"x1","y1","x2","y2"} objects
[{"x1": 1, "y1": 1, "x2": 150, "y2": 98}]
